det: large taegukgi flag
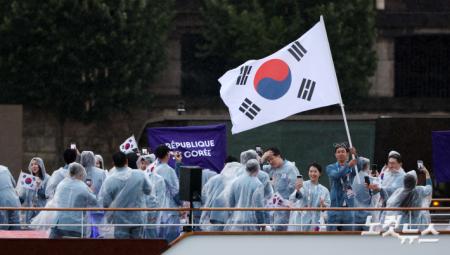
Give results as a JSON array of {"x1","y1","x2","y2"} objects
[{"x1": 219, "y1": 16, "x2": 343, "y2": 134}]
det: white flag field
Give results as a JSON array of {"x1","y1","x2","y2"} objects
[
  {"x1": 219, "y1": 16, "x2": 343, "y2": 134},
  {"x1": 17, "y1": 171, "x2": 38, "y2": 190},
  {"x1": 120, "y1": 135, "x2": 138, "y2": 154}
]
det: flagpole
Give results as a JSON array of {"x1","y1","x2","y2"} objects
[
  {"x1": 320, "y1": 15, "x2": 361, "y2": 183},
  {"x1": 339, "y1": 102, "x2": 361, "y2": 184}
]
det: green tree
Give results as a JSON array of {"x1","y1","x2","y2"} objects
[
  {"x1": 0, "y1": 0, "x2": 173, "y2": 121},
  {"x1": 186, "y1": 0, "x2": 376, "y2": 99}
]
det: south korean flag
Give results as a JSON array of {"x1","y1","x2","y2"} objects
[
  {"x1": 120, "y1": 135, "x2": 139, "y2": 154},
  {"x1": 219, "y1": 16, "x2": 343, "y2": 134}
]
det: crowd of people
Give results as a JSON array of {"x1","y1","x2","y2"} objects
[{"x1": 0, "y1": 143, "x2": 433, "y2": 241}]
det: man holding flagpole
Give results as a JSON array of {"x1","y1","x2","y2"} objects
[{"x1": 326, "y1": 144, "x2": 366, "y2": 231}]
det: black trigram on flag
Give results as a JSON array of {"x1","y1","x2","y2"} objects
[
  {"x1": 236, "y1": 65, "x2": 252, "y2": 85},
  {"x1": 239, "y1": 98, "x2": 261, "y2": 120},
  {"x1": 297, "y1": 78, "x2": 316, "y2": 101},
  {"x1": 288, "y1": 41, "x2": 307, "y2": 62}
]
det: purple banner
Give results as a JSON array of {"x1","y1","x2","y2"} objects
[
  {"x1": 147, "y1": 124, "x2": 227, "y2": 172},
  {"x1": 432, "y1": 130, "x2": 450, "y2": 183}
]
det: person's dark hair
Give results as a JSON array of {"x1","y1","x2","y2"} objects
[
  {"x1": 307, "y1": 162, "x2": 322, "y2": 173},
  {"x1": 63, "y1": 149, "x2": 77, "y2": 165},
  {"x1": 265, "y1": 147, "x2": 282, "y2": 157},
  {"x1": 334, "y1": 142, "x2": 350, "y2": 153},
  {"x1": 155, "y1": 145, "x2": 170, "y2": 160},
  {"x1": 112, "y1": 151, "x2": 127, "y2": 168},
  {"x1": 126, "y1": 152, "x2": 139, "y2": 169},
  {"x1": 388, "y1": 154, "x2": 402, "y2": 164},
  {"x1": 225, "y1": 155, "x2": 238, "y2": 163}
]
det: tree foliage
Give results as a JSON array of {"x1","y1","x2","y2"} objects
[
  {"x1": 186, "y1": 0, "x2": 376, "y2": 99},
  {"x1": 0, "y1": 0, "x2": 173, "y2": 121}
]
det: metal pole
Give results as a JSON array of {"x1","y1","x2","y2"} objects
[
  {"x1": 339, "y1": 103, "x2": 361, "y2": 184},
  {"x1": 321, "y1": 15, "x2": 360, "y2": 184},
  {"x1": 81, "y1": 211, "x2": 84, "y2": 238}
]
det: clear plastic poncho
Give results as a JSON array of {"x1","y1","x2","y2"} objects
[{"x1": 288, "y1": 180, "x2": 330, "y2": 231}]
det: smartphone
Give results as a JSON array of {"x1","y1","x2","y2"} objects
[
  {"x1": 85, "y1": 178, "x2": 92, "y2": 187},
  {"x1": 364, "y1": 176, "x2": 371, "y2": 185},
  {"x1": 70, "y1": 143, "x2": 77, "y2": 150},
  {"x1": 142, "y1": 148, "x2": 148, "y2": 155},
  {"x1": 297, "y1": 175, "x2": 303, "y2": 179},
  {"x1": 417, "y1": 160, "x2": 424, "y2": 171}
]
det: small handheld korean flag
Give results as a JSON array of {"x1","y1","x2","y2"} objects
[
  {"x1": 120, "y1": 135, "x2": 138, "y2": 154},
  {"x1": 219, "y1": 16, "x2": 343, "y2": 134},
  {"x1": 17, "y1": 171, "x2": 37, "y2": 190}
]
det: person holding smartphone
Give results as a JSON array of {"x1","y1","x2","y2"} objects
[
  {"x1": 80, "y1": 151, "x2": 107, "y2": 195},
  {"x1": 288, "y1": 163, "x2": 330, "y2": 231},
  {"x1": 350, "y1": 157, "x2": 383, "y2": 230},
  {"x1": 385, "y1": 166, "x2": 432, "y2": 230}
]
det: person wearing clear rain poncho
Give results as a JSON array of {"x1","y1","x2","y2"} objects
[
  {"x1": 199, "y1": 160, "x2": 241, "y2": 231},
  {"x1": 384, "y1": 168, "x2": 432, "y2": 230},
  {"x1": 237, "y1": 150, "x2": 273, "y2": 201},
  {"x1": 46, "y1": 149, "x2": 77, "y2": 199},
  {"x1": 288, "y1": 163, "x2": 330, "y2": 231},
  {"x1": 0, "y1": 165, "x2": 21, "y2": 230},
  {"x1": 350, "y1": 157, "x2": 385, "y2": 230},
  {"x1": 18, "y1": 157, "x2": 50, "y2": 224},
  {"x1": 49, "y1": 163, "x2": 98, "y2": 238},
  {"x1": 153, "y1": 145, "x2": 181, "y2": 242},
  {"x1": 378, "y1": 152, "x2": 405, "y2": 200},
  {"x1": 236, "y1": 150, "x2": 273, "y2": 227},
  {"x1": 261, "y1": 147, "x2": 300, "y2": 231},
  {"x1": 99, "y1": 152, "x2": 151, "y2": 239},
  {"x1": 137, "y1": 154, "x2": 167, "y2": 238},
  {"x1": 80, "y1": 151, "x2": 107, "y2": 195},
  {"x1": 224, "y1": 159, "x2": 265, "y2": 231}
]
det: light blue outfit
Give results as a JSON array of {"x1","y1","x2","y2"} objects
[
  {"x1": 263, "y1": 160, "x2": 300, "y2": 231},
  {"x1": 326, "y1": 158, "x2": 364, "y2": 231},
  {"x1": 224, "y1": 172, "x2": 265, "y2": 231},
  {"x1": 352, "y1": 165, "x2": 382, "y2": 230},
  {"x1": 99, "y1": 166, "x2": 151, "y2": 239},
  {"x1": 237, "y1": 150, "x2": 273, "y2": 225},
  {"x1": 50, "y1": 177, "x2": 98, "y2": 237},
  {"x1": 0, "y1": 165, "x2": 21, "y2": 230},
  {"x1": 288, "y1": 180, "x2": 330, "y2": 231},
  {"x1": 155, "y1": 162, "x2": 180, "y2": 242},
  {"x1": 46, "y1": 165, "x2": 70, "y2": 199},
  {"x1": 144, "y1": 168, "x2": 167, "y2": 239},
  {"x1": 80, "y1": 151, "x2": 107, "y2": 195},
  {"x1": 81, "y1": 151, "x2": 107, "y2": 237},
  {"x1": 385, "y1": 171, "x2": 432, "y2": 230},
  {"x1": 200, "y1": 162, "x2": 241, "y2": 231},
  {"x1": 18, "y1": 157, "x2": 50, "y2": 224},
  {"x1": 379, "y1": 168, "x2": 405, "y2": 200},
  {"x1": 202, "y1": 169, "x2": 218, "y2": 187},
  {"x1": 200, "y1": 175, "x2": 226, "y2": 231}
]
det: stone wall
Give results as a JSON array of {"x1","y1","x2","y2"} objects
[{"x1": 0, "y1": 105, "x2": 23, "y2": 176}]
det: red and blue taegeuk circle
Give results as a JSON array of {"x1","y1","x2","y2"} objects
[{"x1": 253, "y1": 59, "x2": 291, "y2": 100}]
